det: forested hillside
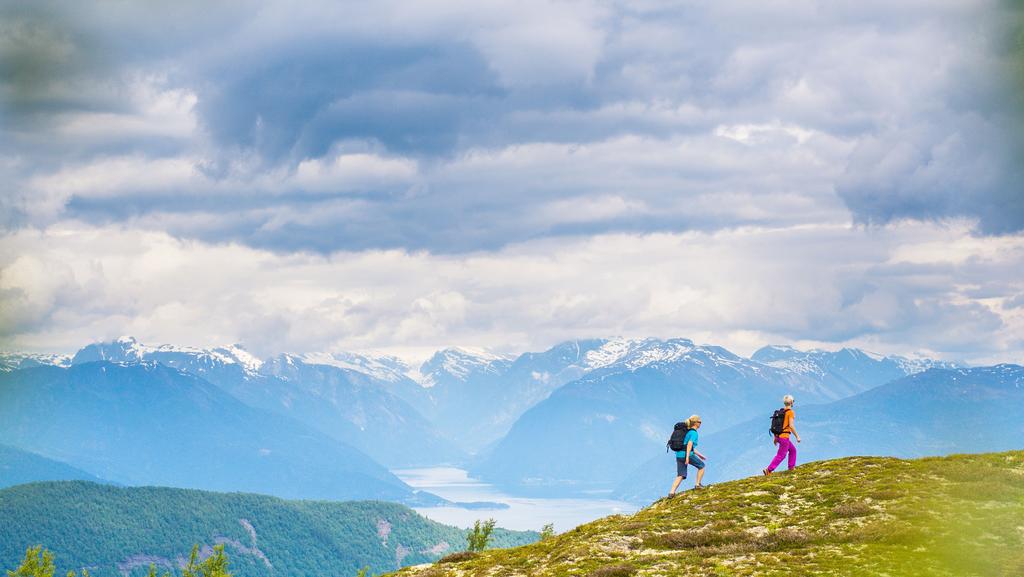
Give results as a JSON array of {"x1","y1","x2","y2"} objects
[{"x1": 0, "y1": 481, "x2": 537, "y2": 577}]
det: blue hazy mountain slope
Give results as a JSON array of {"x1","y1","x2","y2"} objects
[
  {"x1": 751, "y1": 345, "x2": 956, "y2": 399},
  {"x1": 613, "y1": 365, "x2": 1024, "y2": 503},
  {"x1": 423, "y1": 338, "x2": 944, "y2": 457},
  {"x1": 416, "y1": 341, "x2": 612, "y2": 453},
  {"x1": 0, "y1": 445, "x2": 109, "y2": 489},
  {"x1": 256, "y1": 354, "x2": 465, "y2": 467},
  {"x1": 0, "y1": 362, "x2": 420, "y2": 502},
  {"x1": 470, "y1": 339, "x2": 837, "y2": 493},
  {"x1": 71, "y1": 338, "x2": 463, "y2": 468},
  {"x1": 414, "y1": 347, "x2": 513, "y2": 452},
  {"x1": 0, "y1": 481, "x2": 537, "y2": 577}
]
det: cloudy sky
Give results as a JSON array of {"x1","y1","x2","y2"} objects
[{"x1": 2, "y1": 0, "x2": 1023, "y2": 364}]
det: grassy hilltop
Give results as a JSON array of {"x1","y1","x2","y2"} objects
[{"x1": 391, "y1": 451, "x2": 1024, "y2": 577}]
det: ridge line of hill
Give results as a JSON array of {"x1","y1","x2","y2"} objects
[{"x1": 390, "y1": 450, "x2": 1024, "y2": 577}]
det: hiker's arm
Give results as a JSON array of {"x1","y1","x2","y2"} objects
[
  {"x1": 696, "y1": 450, "x2": 707, "y2": 460},
  {"x1": 792, "y1": 427, "x2": 800, "y2": 442},
  {"x1": 684, "y1": 440, "x2": 693, "y2": 463}
]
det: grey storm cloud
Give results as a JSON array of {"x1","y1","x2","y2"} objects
[{"x1": 2, "y1": 0, "x2": 1023, "y2": 253}]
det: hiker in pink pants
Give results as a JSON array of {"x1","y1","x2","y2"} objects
[{"x1": 763, "y1": 394, "x2": 801, "y2": 475}]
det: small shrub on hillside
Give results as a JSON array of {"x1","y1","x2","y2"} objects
[
  {"x1": 437, "y1": 551, "x2": 478, "y2": 564},
  {"x1": 868, "y1": 489, "x2": 902, "y2": 501},
  {"x1": 755, "y1": 527, "x2": 811, "y2": 550},
  {"x1": 831, "y1": 502, "x2": 874, "y2": 518},
  {"x1": 466, "y1": 519, "x2": 496, "y2": 552},
  {"x1": 8, "y1": 546, "x2": 55, "y2": 577},
  {"x1": 643, "y1": 529, "x2": 749, "y2": 549},
  {"x1": 587, "y1": 563, "x2": 637, "y2": 577},
  {"x1": 182, "y1": 544, "x2": 231, "y2": 577}
]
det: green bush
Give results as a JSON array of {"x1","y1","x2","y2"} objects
[
  {"x1": 466, "y1": 519, "x2": 496, "y2": 552},
  {"x1": 587, "y1": 563, "x2": 636, "y2": 577}
]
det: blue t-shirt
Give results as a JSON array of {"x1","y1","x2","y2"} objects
[{"x1": 675, "y1": 429, "x2": 698, "y2": 458}]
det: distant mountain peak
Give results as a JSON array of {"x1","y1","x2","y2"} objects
[
  {"x1": 420, "y1": 347, "x2": 513, "y2": 382},
  {"x1": 270, "y1": 351, "x2": 413, "y2": 383},
  {"x1": 0, "y1": 352, "x2": 73, "y2": 372},
  {"x1": 582, "y1": 337, "x2": 741, "y2": 372},
  {"x1": 749, "y1": 345, "x2": 960, "y2": 395},
  {"x1": 443, "y1": 346, "x2": 511, "y2": 361},
  {"x1": 71, "y1": 337, "x2": 264, "y2": 374}
]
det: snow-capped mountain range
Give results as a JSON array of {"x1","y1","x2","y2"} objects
[
  {"x1": 751, "y1": 344, "x2": 957, "y2": 376},
  {"x1": 5, "y1": 335, "x2": 959, "y2": 390},
  {"x1": 4, "y1": 334, "x2": 1008, "y2": 502},
  {"x1": 0, "y1": 353, "x2": 72, "y2": 372},
  {"x1": 71, "y1": 336, "x2": 263, "y2": 372}
]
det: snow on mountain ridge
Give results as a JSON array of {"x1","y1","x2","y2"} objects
[
  {"x1": 581, "y1": 338, "x2": 694, "y2": 370},
  {"x1": 421, "y1": 347, "x2": 513, "y2": 381},
  {"x1": 17, "y1": 337, "x2": 966, "y2": 392},
  {"x1": 289, "y1": 351, "x2": 412, "y2": 383},
  {"x1": 0, "y1": 352, "x2": 73, "y2": 372},
  {"x1": 759, "y1": 357, "x2": 828, "y2": 377},
  {"x1": 580, "y1": 337, "x2": 760, "y2": 373},
  {"x1": 73, "y1": 336, "x2": 264, "y2": 374},
  {"x1": 893, "y1": 356, "x2": 960, "y2": 374},
  {"x1": 753, "y1": 344, "x2": 961, "y2": 379}
]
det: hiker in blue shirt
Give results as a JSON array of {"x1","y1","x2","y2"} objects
[{"x1": 668, "y1": 414, "x2": 708, "y2": 497}]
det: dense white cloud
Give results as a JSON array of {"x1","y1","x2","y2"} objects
[
  {"x1": 2, "y1": 1, "x2": 1022, "y2": 359},
  {"x1": 2, "y1": 222, "x2": 1022, "y2": 364},
  {"x1": 3, "y1": 0, "x2": 1021, "y2": 249}
]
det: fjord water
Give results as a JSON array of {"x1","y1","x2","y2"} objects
[{"x1": 394, "y1": 467, "x2": 637, "y2": 532}]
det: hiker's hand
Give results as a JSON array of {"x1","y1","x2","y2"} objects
[{"x1": 796, "y1": 438, "x2": 801, "y2": 443}]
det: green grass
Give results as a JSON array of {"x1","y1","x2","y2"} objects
[{"x1": 387, "y1": 451, "x2": 1024, "y2": 576}]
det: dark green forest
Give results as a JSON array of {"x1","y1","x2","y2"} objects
[{"x1": 0, "y1": 481, "x2": 537, "y2": 577}]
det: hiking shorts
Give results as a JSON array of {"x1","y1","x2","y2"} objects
[{"x1": 676, "y1": 455, "x2": 705, "y2": 477}]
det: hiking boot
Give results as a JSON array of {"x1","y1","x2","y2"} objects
[{"x1": 762, "y1": 468, "x2": 771, "y2": 476}]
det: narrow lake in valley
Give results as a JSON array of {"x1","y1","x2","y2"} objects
[{"x1": 393, "y1": 467, "x2": 638, "y2": 533}]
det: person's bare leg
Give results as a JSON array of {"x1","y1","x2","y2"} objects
[
  {"x1": 669, "y1": 475, "x2": 683, "y2": 495},
  {"x1": 695, "y1": 468, "x2": 705, "y2": 487}
]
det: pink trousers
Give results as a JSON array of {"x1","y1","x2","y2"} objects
[{"x1": 767, "y1": 437, "x2": 796, "y2": 471}]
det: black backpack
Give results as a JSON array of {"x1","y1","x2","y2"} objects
[
  {"x1": 769, "y1": 408, "x2": 788, "y2": 436},
  {"x1": 667, "y1": 422, "x2": 690, "y2": 452}
]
